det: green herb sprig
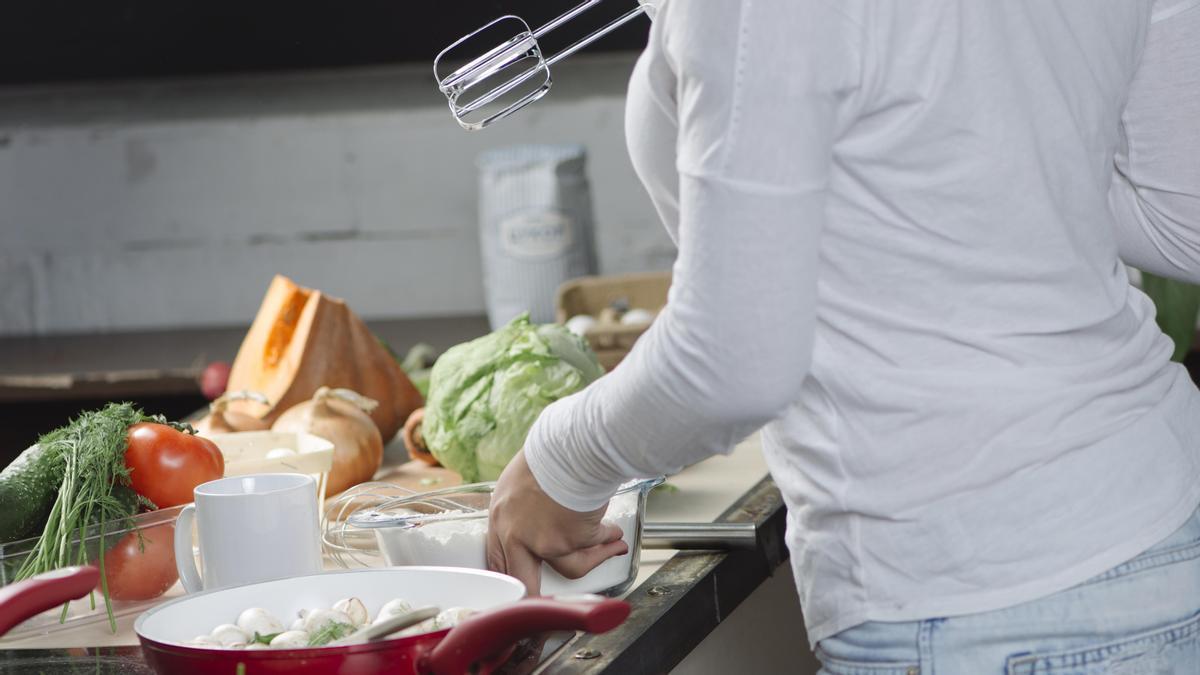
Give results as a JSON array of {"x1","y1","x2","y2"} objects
[
  {"x1": 307, "y1": 621, "x2": 355, "y2": 647},
  {"x1": 252, "y1": 631, "x2": 282, "y2": 646}
]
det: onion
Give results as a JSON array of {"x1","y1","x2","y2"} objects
[
  {"x1": 402, "y1": 408, "x2": 439, "y2": 466},
  {"x1": 272, "y1": 387, "x2": 383, "y2": 496},
  {"x1": 195, "y1": 391, "x2": 271, "y2": 435},
  {"x1": 200, "y1": 361, "x2": 231, "y2": 401}
]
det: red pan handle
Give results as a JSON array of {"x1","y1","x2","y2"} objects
[
  {"x1": 420, "y1": 597, "x2": 631, "y2": 675},
  {"x1": 0, "y1": 566, "x2": 101, "y2": 638}
]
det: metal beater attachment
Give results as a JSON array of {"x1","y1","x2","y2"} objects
[{"x1": 434, "y1": 1, "x2": 652, "y2": 131}]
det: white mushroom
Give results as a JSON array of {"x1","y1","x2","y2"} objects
[
  {"x1": 226, "y1": 642, "x2": 248, "y2": 650},
  {"x1": 269, "y1": 630, "x2": 310, "y2": 649},
  {"x1": 236, "y1": 608, "x2": 285, "y2": 638},
  {"x1": 397, "y1": 618, "x2": 440, "y2": 638},
  {"x1": 186, "y1": 635, "x2": 219, "y2": 647},
  {"x1": 373, "y1": 598, "x2": 414, "y2": 625},
  {"x1": 210, "y1": 623, "x2": 250, "y2": 646},
  {"x1": 244, "y1": 643, "x2": 270, "y2": 650},
  {"x1": 433, "y1": 607, "x2": 475, "y2": 630},
  {"x1": 333, "y1": 597, "x2": 369, "y2": 626},
  {"x1": 292, "y1": 607, "x2": 320, "y2": 631},
  {"x1": 303, "y1": 608, "x2": 354, "y2": 635}
]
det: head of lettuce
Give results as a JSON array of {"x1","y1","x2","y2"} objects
[{"x1": 423, "y1": 314, "x2": 605, "y2": 482}]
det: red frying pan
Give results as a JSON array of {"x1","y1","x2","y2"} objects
[
  {"x1": 133, "y1": 567, "x2": 629, "y2": 675},
  {"x1": 0, "y1": 565, "x2": 101, "y2": 637}
]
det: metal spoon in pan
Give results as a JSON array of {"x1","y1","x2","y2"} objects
[{"x1": 328, "y1": 606, "x2": 441, "y2": 647}]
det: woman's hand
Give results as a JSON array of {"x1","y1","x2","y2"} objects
[{"x1": 487, "y1": 451, "x2": 628, "y2": 595}]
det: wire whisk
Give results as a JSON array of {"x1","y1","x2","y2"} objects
[
  {"x1": 321, "y1": 481, "x2": 489, "y2": 568},
  {"x1": 321, "y1": 482, "x2": 416, "y2": 569},
  {"x1": 434, "y1": 0, "x2": 653, "y2": 131}
]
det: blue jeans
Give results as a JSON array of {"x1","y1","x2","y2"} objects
[{"x1": 816, "y1": 504, "x2": 1200, "y2": 674}]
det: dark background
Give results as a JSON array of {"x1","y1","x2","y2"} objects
[{"x1": 0, "y1": 1, "x2": 651, "y2": 85}]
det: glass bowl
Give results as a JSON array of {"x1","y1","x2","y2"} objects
[
  {"x1": 0, "y1": 504, "x2": 185, "y2": 639},
  {"x1": 347, "y1": 477, "x2": 663, "y2": 597}
]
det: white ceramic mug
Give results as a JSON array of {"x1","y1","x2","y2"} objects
[{"x1": 174, "y1": 473, "x2": 322, "y2": 593}]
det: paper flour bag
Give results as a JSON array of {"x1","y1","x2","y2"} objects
[{"x1": 477, "y1": 144, "x2": 598, "y2": 328}]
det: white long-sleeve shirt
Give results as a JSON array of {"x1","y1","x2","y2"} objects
[{"x1": 524, "y1": 0, "x2": 1200, "y2": 644}]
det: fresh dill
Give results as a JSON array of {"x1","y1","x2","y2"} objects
[
  {"x1": 12, "y1": 403, "x2": 164, "y2": 632},
  {"x1": 306, "y1": 621, "x2": 355, "y2": 647}
]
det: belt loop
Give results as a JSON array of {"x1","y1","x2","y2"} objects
[{"x1": 917, "y1": 617, "x2": 943, "y2": 674}]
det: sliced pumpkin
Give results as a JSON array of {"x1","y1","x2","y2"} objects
[{"x1": 225, "y1": 275, "x2": 422, "y2": 443}]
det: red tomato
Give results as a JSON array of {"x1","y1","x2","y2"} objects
[
  {"x1": 99, "y1": 522, "x2": 179, "y2": 601},
  {"x1": 125, "y1": 423, "x2": 224, "y2": 508}
]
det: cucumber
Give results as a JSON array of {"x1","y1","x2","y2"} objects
[{"x1": 0, "y1": 443, "x2": 64, "y2": 544}]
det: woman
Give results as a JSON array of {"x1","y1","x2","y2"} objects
[{"x1": 488, "y1": 1, "x2": 1200, "y2": 671}]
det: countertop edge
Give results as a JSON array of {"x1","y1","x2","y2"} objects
[{"x1": 535, "y1": 476, "x2": 789, "y2": 674}]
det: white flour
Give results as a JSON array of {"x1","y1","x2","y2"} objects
[{"x1": 375, "y1": 495, "x2": 640, "y2": 595}]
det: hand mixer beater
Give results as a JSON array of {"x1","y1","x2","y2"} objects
[{"x1": 434, "y1": 0, "x2": 655, "y2": 131}]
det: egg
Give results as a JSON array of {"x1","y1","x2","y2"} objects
[
  {"x1": 565, "y1": 314, "x2": 597, "y2": 337},
  {"x1": 620, "y1": 308, "x2": 656, "y2": 326},
  {"x1": 236, "y1": 608, "x2": 285, "y2": 637}
]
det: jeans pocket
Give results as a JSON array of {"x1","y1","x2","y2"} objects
[
  {"x1": 815, "y1": 648, "x2": 919, "y2": 675},
  {"x1": 1004, "y1": 610, "x2": 1200, "y2": 674}
]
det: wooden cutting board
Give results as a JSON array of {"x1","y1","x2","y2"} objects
[{"x1": 373, "y1": 459, "x2": 464, "y2": 491}]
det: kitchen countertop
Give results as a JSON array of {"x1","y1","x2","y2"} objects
[
  {"x1": 0, "y1": 435, "x2": 786, "y2": 673},
  {"x1": 0, "y1": 316, "x2": 493, "y2": 465},
  {"x1": 0, "y1": 316, "x2": 491, "y2": 403}
]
